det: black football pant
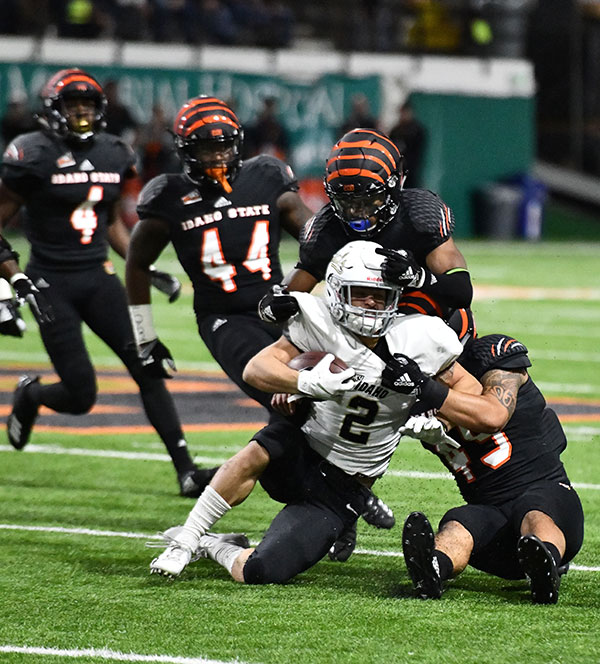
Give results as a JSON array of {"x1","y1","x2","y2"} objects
[
  {"x1": 197, "y1": 311, "x2": 282, "y2": 411},
  {"x1": 26, "y1": 264, "x2": 195, "y2": 474},
  {"x1": 243, "y1": 419, "x2": 371, "y2": 584}
]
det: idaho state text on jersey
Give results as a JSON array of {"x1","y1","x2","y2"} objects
[{"x1": 181, "y1": 204, "x2": 272, "y2": 230}]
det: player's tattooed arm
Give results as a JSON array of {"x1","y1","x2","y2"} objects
[{"x1": 480, "y1": 369, "x2": 527, "y2": 421}]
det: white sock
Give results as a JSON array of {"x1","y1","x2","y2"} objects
[
  {"x1": 201, "y1": 536, "x2": 246, "y2": 574},
  {"x1": 177, "y1": 486, "x2": 231, "y2": 550}
]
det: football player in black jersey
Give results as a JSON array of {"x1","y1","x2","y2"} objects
[
  {"x1": 258, "y1": 127, "x2": 473, "y2": 325},
  {"x1": 126, "y1": 95, "x2": 312, "y2": 410},
  {"x1": 395, "y1": 334, "x2": 584, "y2": 604},
  {"x1": 0, "y1": 68, "x2": 210, "y2": 497}
]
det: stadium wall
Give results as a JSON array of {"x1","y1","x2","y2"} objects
[{"x1": 0, "y1": 37, "x2": 535, "y2": 237}]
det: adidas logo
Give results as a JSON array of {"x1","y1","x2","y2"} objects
[
  {"x1": 211, "y1": 317, "x2": 228, "y2": 332},
  {"x1": 8, "y1": 415, "x2": 22, "y2": 442},
  {"x1": 80, "y1": 159, "x2": 95, "y2": 171},
  {"x1": 214, "y1": 196, "x2": 231, "y2": 208},
  {"x1": 393, "y1": 373, "x2": 414, "y2": 388}
]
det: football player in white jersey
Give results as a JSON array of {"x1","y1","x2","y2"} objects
[{"x1": 147, "y1": 240, "x2": 482, "y2": 584}]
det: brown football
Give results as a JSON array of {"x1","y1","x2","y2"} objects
[{"x1": 288, "y1": 351, "x2": 349, "y2": 373}]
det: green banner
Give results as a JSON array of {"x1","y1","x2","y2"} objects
[{"x1": 0, "y1": 62, "x2": 380, "y2": 179}]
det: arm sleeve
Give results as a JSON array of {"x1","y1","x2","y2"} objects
[{"x1": 423, "y1": 268, "x2": 473, "y2": 310}]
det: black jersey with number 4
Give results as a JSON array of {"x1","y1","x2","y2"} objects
[
  {"x1": 298, "y1": 188, "x2": 455, "y2": 282},
  {"x1": 424, "y1": 335, "x2": 569, "y2": 505},
  {"x1": 1, "y1": 130, "x2": 136, "y2": 270},
  {"x1": 137, "y1": 155, "x2": 298, "y2": 316}
]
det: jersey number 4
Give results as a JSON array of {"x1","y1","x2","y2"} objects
[
  {"x1": 70, "y1": 185, "x2": 103, "y2": 244},
  {"x1": 200, "y1": 221, "x2": 271, "y2": 292}
]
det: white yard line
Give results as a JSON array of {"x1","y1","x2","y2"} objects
[
  {"x1": 0, "y1": 645, "x2": 249, "y2": 664},
  {"x1": 2, "y1": 444, "x2": 599, "y2": 490},
  {"x1": 0, "y1": 523, "x2": 598, "y2": 573}
]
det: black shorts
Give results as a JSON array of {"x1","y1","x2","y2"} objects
[
  {"x1": 197, "y1": 311, "x2": 282, "y2": 410},
  {"x1": 243, "y1": 418, "x2": 371, "y2": 584},
  {"x1": 439, "y1": 479, "x2": 584, "y2": 579}
]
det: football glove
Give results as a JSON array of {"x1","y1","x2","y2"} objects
[
  {"x1": 0, "y1": 298, "x2": 26, "y2": 336},
  {"x1": 258, "y1": 284, "x2": 299, "y2": 323},
  {"x1": 149, "y1": 266, "x2": 181, "y2": 303},
  {"x1": 328, "y1": 522, "x2": 357, "y2": 562},
  {"x1": 139, "y1": 338, "x2": 177, "y2": 379},
  {"x1": 375, "y1": 247, "x2": 429, "y2": 289},
  {"x1": 12, "y1": 275, "x2": 54, "y2": 326},
  {"x1": 381, "y1": 353, "x2": 449, "y2": 410},
  {"x1": 296, "y1": 353, "x2": 356, "y2": 400},
  {"x1": 400, "y1": 415, "x2": 460, "y2": 449}
]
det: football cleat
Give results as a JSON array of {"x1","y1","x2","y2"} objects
[
  {"x1": 402, "y1": 511, "x2": 443, "y2": 600},
  {"x1": 328, "y1": 521, "x2": 357, "y2": 562},
  {"x1": 362, "y1": 493, "x2": 395, "y2": 529},
  {"x1": 150, "y1": 541, "x2": 195, "y2": 579},
  {"x1": 7, "y1": 375, "x2": 40, "y2": 450},
  {"x1": 178, "y1": 466, "x2": 219, "y2": 498},
  {"x1": 196, "y1": 532, "x2": 251, "y2": 558},
  {"x1": 517, "y1": 535, "x2": 561, "y2": 604}
]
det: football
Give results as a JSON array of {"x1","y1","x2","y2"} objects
[{"x1": 288, "y1": 351, "x2": 349, "y2": 373}]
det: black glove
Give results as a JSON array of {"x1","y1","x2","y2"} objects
[
  {"x1": 258, "y1": 284, "x2": 299, "y2": 323},
  {"x1": 139, "y1": 338, "x2": 176, "y2": 379},
  {"x1": 381, "y1": 353, "x2": 449, "y2": 411},
  {"x1": 150, "y1": 267, "x2": 181, "y2": 303},
  {"x1": 375, "y1": 247, "x2": 429, "y2": 289},
  {"x1": 0, "y1": 298, "x2": 26, "y2": 337},
  {"x1": 12, "y1": 275, "x2": 54, "y2": 326}
]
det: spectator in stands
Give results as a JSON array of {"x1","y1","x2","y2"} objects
[
  {"x1": 53, "y1": 0, "x2": 107, "y2": 39},
  {"x1": 137, "y1": 103, "x2": 179, "y2": 182},
  {"x1": 244, "y1": 96, "x2": 290, "y2": 161},
  {"x1": 148, "y1": 0, "x2": 202, "y2": 44},
  {"x1": 103, "y1": 79, "x2": 140, "y2": 147},
  {"x1": 388, "y1": 99, "x2": 427, "y2": 189},
  {"x1": 1, "y1": 93, "x2": 37, "y2": 148},
  {"x1": 339, "y1": 93, "x2": 379, "y2": 136}
]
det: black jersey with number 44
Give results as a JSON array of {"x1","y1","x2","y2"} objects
[
  {"x1": 298, "y1": 188, "x2": 455, "y2": 282},
  {"x1": 424, "y1": 335, "x2": 570, "y2": 505},
  {"x1": 137, "y1": 155, "x2": 298, "y2": 316},
  {"x1": 1, "y1": 130, "x2": 136, "y2": 270}
]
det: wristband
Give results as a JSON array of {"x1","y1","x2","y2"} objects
[
  {"x1": 420, "y1": 379, "x2": 449, "y2": 411},
  {"x1": 9, "y1": 272, "x2": 27, "y2": 285},
  {"x1": 128, "y1": 304, "x2": 157, "y2": 345}
]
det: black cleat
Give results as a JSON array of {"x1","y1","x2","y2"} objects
[
  {"x1": 402, "y1": 511, "x2": 443, "y2": 600},
  {"x1": 517, "y1": 535, "x2": 561, "y2": 604},
  {"x1": 7, "y1": 375, "x2": 40, "y2": 450},
  {"x1": 362, "y1": 492, "x2": 395, "y2": 529},
  {"x1": 328, "y1": 521, "x2": 357, "y2": 562},
  {"x1": 178, "y1": 466, "x2": 219, "y2": 498}
]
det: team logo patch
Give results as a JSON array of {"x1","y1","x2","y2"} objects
[
  {"x1": 103, "y1": 261, "x2": 116, "y2": 275},
  {"x1": 3, "y1": 143, "x2": 23, "y2": 161},
  {"x1": 181, "y1": 190, "x2": 202, "y2": 205},
  {"x1": 57, "y1": 152, "x2": 76, "y2": 168}
]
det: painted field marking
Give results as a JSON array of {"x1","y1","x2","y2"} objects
[
  {"x1": 0, "y1": 645, "x2": 249, "y2": 664},
  {"x1": 0, "y1": 523, "x2": 598, "y2": 572}
]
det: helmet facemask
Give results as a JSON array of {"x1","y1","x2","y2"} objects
[
  {"x1": 173, "y1": 96, "x2": 244, "y2": 193},
  {"x1": 40, "y1": 69, "x2": 106, "y2": 143},
  {"x1": 325, "y1": 240, "x2": 402, "y2": 338},
  {"x1": 325, "y1": 129, "x2": 403, "y2": 237}
]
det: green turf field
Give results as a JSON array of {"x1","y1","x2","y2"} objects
[{"x1": 1, "y1": 232, "x2": 599, "y2": 664}]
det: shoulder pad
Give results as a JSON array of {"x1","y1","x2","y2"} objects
[
  {"x1": 460, "y1": 334, "x2": 531, "y2": 379},
  {"x1": 244, "y1": 154, "x2": 298, "y2": 189},
  {"x1": 137, "y1": 174, "x2": 171, "y2": 209},
  {"x1": 400, "y1": 189, "x2": 455, "y2": 238}
]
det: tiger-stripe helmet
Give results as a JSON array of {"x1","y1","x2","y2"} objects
[
  {"x1": 40, "y1": 68, "x2": 106, "y2": 142},
  {"x1": 325, "y1": 128, "x2": 404, "y2": 236},
  {"x1": 173, "y1": 96, "x2": 243, "y2": 192}
]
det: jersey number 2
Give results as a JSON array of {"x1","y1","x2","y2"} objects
[
  {"x1": 70, "y1": 185, "x2": 103, "y2": 244},
  {"x1": 200, "y1": 221, "x2": 271, "y2": 292}
]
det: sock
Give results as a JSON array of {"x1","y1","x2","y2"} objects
[
  {"x1": 177, "y1": 486, "x2": 231, "y2": 550},
  {"x1": 543, "y1": 541, "x2": 562, "y2": 567},
  {"x1": 202, "y1": 536, "x2": 246, "y2": 574},
  {"x1": 433, "y1": 549, "x2": 454, "y2": 581}
]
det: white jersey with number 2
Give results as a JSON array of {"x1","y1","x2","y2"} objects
[{"x1": 284, "y1": 292, "x2": 464, "y2": 477}]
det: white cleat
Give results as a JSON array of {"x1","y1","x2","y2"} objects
[{"x1": 150, "y1": 542, "x2": 194, "y2": 579}]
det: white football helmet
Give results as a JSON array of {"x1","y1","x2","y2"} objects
[{"x1": 325, "y1": 240, "x2": 402, "y2": 337}]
